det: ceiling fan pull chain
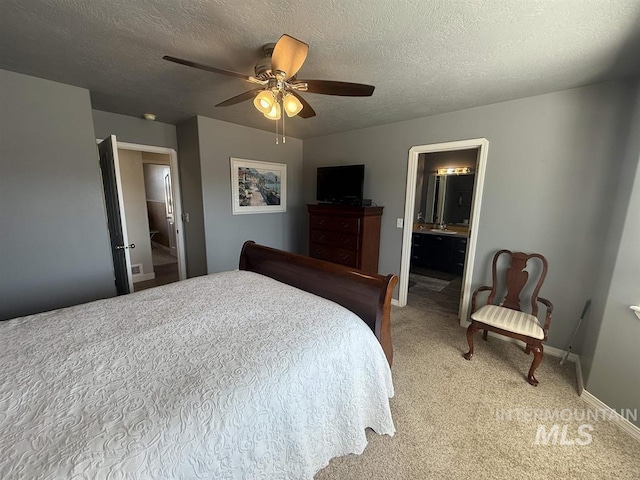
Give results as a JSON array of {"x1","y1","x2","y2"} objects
[
  {"x1": 275, "y1": 111, "x2": 279, "y2": 144},
  {"x1": 282, "y1": 106, "x2": 286, "y2": 144}
]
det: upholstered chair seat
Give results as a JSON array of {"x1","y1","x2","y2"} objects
[{"x1": 471, "y1": 305, "x2": 544, "y2": 340}]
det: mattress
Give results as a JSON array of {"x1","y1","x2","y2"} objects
[{"x1": 0, "y1": 270, "x2": 394, "y2": 479}]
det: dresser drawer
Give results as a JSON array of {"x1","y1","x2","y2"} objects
[
  {"x1": 310, "y1": 229, "x2": 359, "y2": 250},
  {"x1": 309, "y1": 243, "x2": 358, "y2": 268},
  {"x1": 310, "y1": 215, "x2": 361, "y2": 234}
]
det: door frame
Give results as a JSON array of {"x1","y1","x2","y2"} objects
[
  {"x1": 97, "y1": 140, "x2": 187, "y2": 282},
  {"x1": 398, "y1": 138, "x2": 489, "y2": 326}
]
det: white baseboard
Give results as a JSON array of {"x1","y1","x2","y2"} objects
[
  {"x1": 484, "y1": 330, "x2": 579, "y2": 361},
  {"x1": 574, "y1": 356, "x2": 584, "y2": 395},
  {"x1": 580, "y1": 389, "x2": 640, "y2": 442},
  {"x1": 391, "y1": 298, "x2": 401, "y2": 307},
  {"x1": 478, "y1": 331, "x2": 639, "y2": 442},
  {"x1": 152, "y1": 241, "x2": 171, "y2": 252},
  {"x1": 133, "y1": 272, "x2": 155, "y2": 283}
]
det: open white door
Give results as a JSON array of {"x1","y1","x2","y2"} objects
[{"x1": 98, "y1": 135, "x2": 134, "y2": 295}]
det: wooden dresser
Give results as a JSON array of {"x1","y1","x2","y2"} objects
[{"x1": 307, "y1": 204, "x2": 384, "y2": 273}]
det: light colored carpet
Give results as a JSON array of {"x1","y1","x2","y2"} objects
[
  {"x1": 409, "y1": 273, "x2": 450, "y2": 292},
  {"x1": 315, "y1": 291, "x2": 640, "y2": 479}
]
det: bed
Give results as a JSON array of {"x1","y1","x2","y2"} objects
[{"x1": 0, "y1": 241, "x2": 398, "y2": 479}]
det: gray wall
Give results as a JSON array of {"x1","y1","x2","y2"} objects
[
  {"x1": 92, "y1": 110, "x2": 177, "y2": 150},
  {"x1": 196, "y1": 116, "x2": 304, "y2": 273},
  {"x1": 176, "y1": 117, "x2": 208, "y2": 277},
  {"x1": 579, "y1": 83, "x2": 640, "y2": 425},
  {"x1": 303, "y1": 81, "x2": 634, "y2": 349},
  {"x1": 0, "y1": 70, "x2": 116, "y2": 320}
]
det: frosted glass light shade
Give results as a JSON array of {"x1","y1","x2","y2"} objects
[
  {"x1": 264, "y1": 102, "x2": 281, "y2": 120},
  {"x1": 283, "y1": 93, "x2": 303, "y2": 117},
  {"x1": 254, "y1": 90, "x2": 276, "y2": 114}
]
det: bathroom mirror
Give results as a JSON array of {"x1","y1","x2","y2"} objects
[{"x1": 423, "y1": 173, "x2": 475, "y2": 225}]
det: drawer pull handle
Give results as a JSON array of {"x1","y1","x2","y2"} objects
[
  {"x1": 340, "y1": 254, "x2": 350, "y2": 260},
  {"x1": 458, "y1": 249, "x2": 465, "y2": 253},
  {"x1": 318, "y1": 235, "x2": 326, "y2": 241}
]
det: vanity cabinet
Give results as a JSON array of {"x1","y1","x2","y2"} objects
[
  {"x1": 307, "y1": 204, "x2": 383, "y2": 273},
  {"x1": 411, "y1": 232, "x2": 467, "y2": 275},
  {"x1": 451, "y1": 237, "x2": 468, "y2": 275}
]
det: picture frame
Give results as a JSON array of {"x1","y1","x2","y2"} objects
[{"x1": 230, "y1": 158, "x2": 287, "y2": 215}]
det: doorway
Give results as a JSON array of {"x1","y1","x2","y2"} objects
[
  {"x1": 399, "y1": 139, "x2": 489, "y2": 326},
  {"x1": 98, "y1": 137, "x2": 187, "y2": 294}
]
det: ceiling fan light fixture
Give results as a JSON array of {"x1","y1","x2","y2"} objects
[
  {"x1": 253, "y1": 90, "x2": 276, "y2": 114},
  {"x1": 264, "y1": 102, "x2": 281, "y2": 120},
  {"x1": 283, "y1": 93, "x2": 303, "y2": 117}
]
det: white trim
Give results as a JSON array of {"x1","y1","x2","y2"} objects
[
  {"x1": 97, "y1": 139, "x2": 187, "y2": 282},
  {"x1": 398, "y1": 138, "x2": 490, "y2": 329},
  {"x1": 482, "y1": 330, "x2": 579, "y2": 360},
  {"x1": 471, "y1": 329, "x2": 584, "y2": 397},
  {"x1": 133, "y1": 272, "x2": 156, "y2": 283},
  {"x1": 575, "y1": 355, "x2": 584, "y2": 395},
  {"x1": 391, "y1": 298, "x2": 401, "y2": 307},
  {"x1": 467, "y1": 327, "x2": 640, "y2": 442},
  {"x1": 580, "y1": 389, "x2": 640, "y2": 442}
]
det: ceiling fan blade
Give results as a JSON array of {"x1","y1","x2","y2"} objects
[
  {"x1": 290, "y1": 92, "x2": 316, "y2": 119},
  {"x1": 296, "y1": 79, "x2": 375, "y2": 96},
  {"x1": 271, "y1": 35, "x2": 309, "y2": 80},
  {"x1": 163, "y1": 55, "x2": 251, "y2": 81},
  {"x1": 216, "y1": 88, "x2": 263, "y2": 107}
]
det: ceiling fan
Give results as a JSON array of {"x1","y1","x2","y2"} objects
[{"x1": 163, "y1": 34, "x2": 375, "y2": 121}]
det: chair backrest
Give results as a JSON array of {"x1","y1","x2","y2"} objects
[{"x1": 486, "y1": 250, "x2": 548, "y2": 316}]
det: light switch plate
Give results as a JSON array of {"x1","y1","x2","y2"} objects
[{"x1": 396, "y1": 218, "x2": 403, "y2": 228}]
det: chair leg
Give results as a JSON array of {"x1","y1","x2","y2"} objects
[
  {"x1": 525, "y1": 344, "x2": 531, "y2": 355},
  {"x1": 482, "y1": 329, "x2": 488, "y2": 341},
  {"x1": 463, "y1": 322, "x2": 481, "y2": 360},
  {"x1": 527, "y1": 345, "x2": 544, "y2": 386}
]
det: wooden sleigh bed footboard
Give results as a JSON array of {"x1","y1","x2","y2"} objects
[{"x1": 239, "y1": 241, "x2": 398, "y2": 365}]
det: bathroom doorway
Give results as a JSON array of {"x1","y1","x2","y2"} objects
[{"x1": 399, "y1": 139, "x2": 489, "y2": 326}]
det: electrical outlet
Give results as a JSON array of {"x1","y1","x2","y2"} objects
[
  {"x1": 396, "y1": 218, "x2": 403, "y2": 228},
  {"x1": 182, "y1": 212, "x2": 190, "y2": 223}
]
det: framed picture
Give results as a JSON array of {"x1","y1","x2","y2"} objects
[{"x1": 230, "y1": 158, "x2": 287, "y2": 215}]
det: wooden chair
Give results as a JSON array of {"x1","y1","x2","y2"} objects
[{"x1": 463, "y1": 250, "x2": 553, "y2": 386}]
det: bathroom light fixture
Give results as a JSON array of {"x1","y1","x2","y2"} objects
[
  {"x1": 437, "y1": 167, "x2": 473, "y2": 175},
  {"x1": 142, "y1": 113, "x2": 156, "y2": 121}
]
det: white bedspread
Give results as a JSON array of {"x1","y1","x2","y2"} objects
[{"x1": 0, "y1": 270, "x2": 394, "y2": 479}]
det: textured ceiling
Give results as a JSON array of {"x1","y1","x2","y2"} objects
[{"x1": 1, "y1": 0, "x2": 639, "y2": 139}]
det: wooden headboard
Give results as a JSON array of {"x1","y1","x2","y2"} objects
[{"x1": 239, "y1": 241, "x2": 398, "y2": 365}]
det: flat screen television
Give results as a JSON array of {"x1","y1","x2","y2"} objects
[{"x1": 316, "y1": 164, "x2": 365, "y2": 205}]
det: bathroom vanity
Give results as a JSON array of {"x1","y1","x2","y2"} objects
[{"x1": 411, "y1": 228, "x2": 467, "y2": 275}]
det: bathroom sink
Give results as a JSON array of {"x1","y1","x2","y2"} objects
[{"x1": 430, "y1": 229, "x2": 457, "y2": 234}]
